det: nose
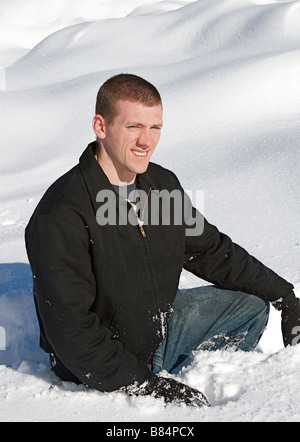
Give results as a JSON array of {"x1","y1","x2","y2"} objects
[{"x1": 136, "y1": 128, "x2": 152, "y2": 149}]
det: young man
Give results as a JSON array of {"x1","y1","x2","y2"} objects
[{"x1": 25, "y1": 74, "x2": 299, "y2": 407}]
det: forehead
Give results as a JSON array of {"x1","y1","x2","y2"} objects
[{"x1": 115, "y1": 100, "x2": 163, "y2": 124}]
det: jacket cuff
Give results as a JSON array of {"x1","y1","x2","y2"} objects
[
  {"x1": 264, "y1": 273, "x2": 294, "y2": 303},
  {"x1": 271, "y1": 291, "x2": 296, "y2": 311}
]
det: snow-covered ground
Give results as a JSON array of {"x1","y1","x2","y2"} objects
[{"x1": 0, "y1": 0, "x2": 299, "y2": 422}]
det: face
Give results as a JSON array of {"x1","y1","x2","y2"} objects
[{"x1": 93, "y1": 100, "x2": 163, "y2": 184}]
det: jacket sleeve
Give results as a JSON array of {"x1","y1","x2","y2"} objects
[
  {"x1": 25, "y1": 213, "x2": 154, "y2": 392},
  {"x1": 183, "y1": 207, "x2": 294, "y2": 302}
]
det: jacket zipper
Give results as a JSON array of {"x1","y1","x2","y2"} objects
[
  {"x1": 126, "y1": 187, "x2": 151, "y2": 238},
  {"x1": 127, "y1": 187, "x2": 165, "y2": 338}
]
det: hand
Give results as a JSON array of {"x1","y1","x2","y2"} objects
[
  {"x1": 126, "y1": 375, "x2": 210, "y2": 407},
  {"x1": 280, "y1": 291, "x2": 300, "y2": 347}
]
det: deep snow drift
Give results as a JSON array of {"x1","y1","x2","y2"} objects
[{"x1": 0, "y1": 0, "x2": 299, "y2": 422}]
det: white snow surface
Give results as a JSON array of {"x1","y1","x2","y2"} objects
[{"x1": 0, "y1": 0, "x2": 299, "y2": 422}]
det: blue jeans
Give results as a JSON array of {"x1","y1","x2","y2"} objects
[{"x1": 152, "y1": 286, "x2": 270, "y2": 374}]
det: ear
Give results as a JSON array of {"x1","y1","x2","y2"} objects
[{"x1": 92, "y1": 114, "x2": 106, "y2": 139}]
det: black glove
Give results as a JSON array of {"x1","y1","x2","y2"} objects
[
  {"x1": 274, "y1": 291, "x2": 300, "y2": 347},
  {"x1": 125, "y1": 375, "x2": 210, "y2": 407}
]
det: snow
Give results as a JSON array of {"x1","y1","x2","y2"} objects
[{"x1": 0, "y1": 0, "x2": 299, "y2": 422}]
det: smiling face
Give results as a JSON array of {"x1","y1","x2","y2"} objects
[{"x1": 93, "y1": 100, "x2": 163, "y2": 185}]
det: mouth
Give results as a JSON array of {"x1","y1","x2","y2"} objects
[{"x1": 131, "y1": 149, "x2": 148, "y2": 158}]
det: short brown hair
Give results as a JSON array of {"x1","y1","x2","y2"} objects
[{"x1": 95, "y1": 73, "x2": 162, "y2": 124}]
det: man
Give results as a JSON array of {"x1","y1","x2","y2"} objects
[{"x1": 25, "y1": 73, "x2": 299, "y2": 407}]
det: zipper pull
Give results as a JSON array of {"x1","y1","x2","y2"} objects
[
  {"x1": 138, "y1": 186, "x2": 151, "y2": 238},
  {"x1": 139, "y1": 224, "x2": 146, "y2": 238}
]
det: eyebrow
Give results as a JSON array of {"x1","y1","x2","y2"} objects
[{"x1": 126, "y1": 122, "x2": 163, "y2": 128}]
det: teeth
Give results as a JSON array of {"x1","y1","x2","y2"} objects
[{"x1": 132, "y1": 150, "x2": 147, "y2": 157}]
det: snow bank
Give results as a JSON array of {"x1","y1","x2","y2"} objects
[
  {"x1": 0, "y1": 0, "x2": 299, "y2": 422},
  {"x1": 0, "y1": 0, "x2": 194, "y2": 66}
]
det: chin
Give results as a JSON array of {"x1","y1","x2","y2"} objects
[
  {"x1": 130, "y1": 160, "x2": 150, "y2": 175},
  {"x1": 135, "y1": 164, "x2": 150, "y2": 175}
]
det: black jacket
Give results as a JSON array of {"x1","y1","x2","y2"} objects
[{"x1": 25, "y1": 142, "x2": 293, "y2": 391}]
